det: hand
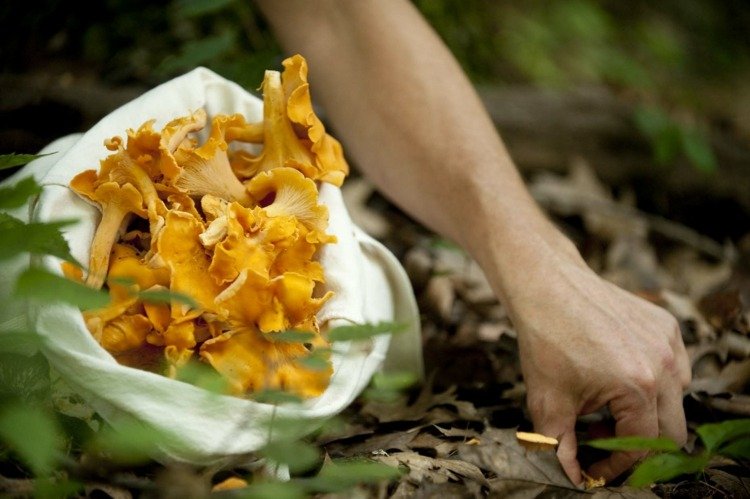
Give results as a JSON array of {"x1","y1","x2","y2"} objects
[{"x1": 507, "y1": 250, "x2": 692, "y2": 485}]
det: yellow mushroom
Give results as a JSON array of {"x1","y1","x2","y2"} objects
[
  {"x1": 271, "y1": 225, "x2": 325, "y2": 282},
  {"x1": 96, "y1": 146, "x2": 166, "y2": 222},
  {"x1": 246, "y1": 167, "x2": 332, "y2": 238},
  {"x1": 271, "y1": 271, "x2": 332, "y2": 328},
  {"x1": 167, "y1": 114, "x2": 252, "y2": 204},
  {"x1": 281, "y1": 54, "x2": 349, "y2": 186},
  {"x1": 200, "y1": 194, "x2": 230, "y2": 222},
  {"x1": 69, "y1": 178, "x2": 148, "y2": 289},
  {"x1": 107, "y1": 243, "x2": 170, "y2": 302},
  {"x1": 70, "y1": 74, "x2": 343, "y2": 396},
  {"x1": 125, "y1": 119, "x2": 161, "y2": 178},
  {"x1": 213, "y1": 269, "x2": 275, "y2": 328},
  {"x1": 232, "y1": 70, "x2": 318, "y2": 180},
  {"x1": 199, "y1": 326, "x2": 331, "y2": 398},
  {"x1": 207, "y1": 202, "x2": 296, "y2": 285},
  {"x1": 95, "y1": 313, "x2": 153, "y2": 354},
  {"x1": 157, "y1": 109, "x2": 208, "y2": 183},
  {"x1": 156, "y1": 210, "x2": 223, "y2": 314}
]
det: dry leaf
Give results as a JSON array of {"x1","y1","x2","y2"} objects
[
  {"x1": 362, "y1": 384, "x2": 481, "y2": 424},
  {"x1": 699, "y1": 288, "x2": 743, "y2": 330},
  {"x1": 458, "y1": 428, "x2": 572, "y2": 487},
  {"x1": 424, "y1": 275, "x2": 456, "y2": 323},
  {"x1": 374, "y1": 451, "x2": 488, "y2": 486}
]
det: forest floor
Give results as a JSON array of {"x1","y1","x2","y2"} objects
[{"x1": 1, "y1": 70, "x2": 749, "y2": 498}]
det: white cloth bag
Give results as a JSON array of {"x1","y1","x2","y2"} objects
[{"x1": 0, "y1": 67, "x2": 423, "y2": 463}]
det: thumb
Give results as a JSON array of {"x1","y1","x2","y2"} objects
[{"x1": 529, "y1": 396, "x2": 582, "y2": 486}]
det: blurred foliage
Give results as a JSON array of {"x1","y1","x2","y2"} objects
[
  {"x1": 0, "y1": 0, "x2": 280, "y2": 89},
  {"x1": 584, "y1": 418, "x2": 750, "y2": 487},
  {"x1": 2, "y1": 0, "x2": 747, "y2": 173},
  {"x1": 414, "y1": 0, "x2": 748, "y2": 172},
  {"x1": 415, "y1": 0, "x2": 750, "y2": 94},
  {"x1": 3, "y1": 1, "x2": 748, "y2": 97}
]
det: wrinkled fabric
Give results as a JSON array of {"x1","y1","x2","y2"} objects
[{"x1": 0, "y1": 68, "x2": 423, "y2": 463}]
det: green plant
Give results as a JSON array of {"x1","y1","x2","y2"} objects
[
  {"x1": 633, "y1": 105, "x2": 717, "y2": 173},
  {"x1": 583, "y1": 418, "x2": 750, "y2": 487}
]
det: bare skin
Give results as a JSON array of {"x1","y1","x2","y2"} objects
[{"x1": 256, "y1": 0, "x2": 692, "y2": 485}]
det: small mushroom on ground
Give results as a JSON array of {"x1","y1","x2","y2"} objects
[{"x1": 515, "y1": 431, "x2": 559, "y2": 451}]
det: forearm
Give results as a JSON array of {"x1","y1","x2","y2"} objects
[
  {"x1": 256, "y1": 3, "x2": 691, "y2": 483},
  {"x1": 255, "y1": 0, "x2": 580, "y2": 304}
]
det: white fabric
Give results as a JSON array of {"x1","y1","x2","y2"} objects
[{"x1": 0, "y1": 67, "x2": 423, "y2": 463}]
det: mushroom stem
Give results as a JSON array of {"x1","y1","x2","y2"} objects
[{"x1": 86, "y1": 206, "x2": 132, "y2": 289}]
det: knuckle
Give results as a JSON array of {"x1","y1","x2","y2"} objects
[
  {"x1": 658, "y1": 346, "x2": 676, "y2": 372},
  {"x1": 630, "y1": 369, "x2": 658, "y2": 397}
]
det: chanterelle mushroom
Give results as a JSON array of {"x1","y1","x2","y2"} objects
[
  {"x1": 200, "y1": 326, "x2": 331, "y2": 398},
  {"x1": 69, "y1": 179, "x2": 148, "y2": 289},
  {"x1": 168, "y1": 114, "x2": 252, "y2": 205},
  {"x1": 69, "y1": 55, "x2": 344, "y2": 398},
  {"x1": 281, "y1": 54, "x2": 349, "y2": 186}
]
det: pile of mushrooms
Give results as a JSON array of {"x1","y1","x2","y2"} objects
[{"x1": 67, "y1": 55, "x2": 348, "y2": 398}]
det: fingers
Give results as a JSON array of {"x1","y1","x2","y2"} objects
[
  {"x1": 588, "y1": 393, "x2": 659, "y2": 481},
  {"x1": 529, "y1": 395, "x2": 582, "y2": 486},
  {"x1": 674, "y1": 334, "x2": 692, "y2": 388},
  {"x1": 556, "y1": 427, "x2": 581, "y2": 486},
  {"x1": 657, "y1": 380, "x2": 688, "y2": 447}
]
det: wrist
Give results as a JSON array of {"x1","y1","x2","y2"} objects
[{"x1": 462, "y1": 189, "x2": 585, "y2": 309}]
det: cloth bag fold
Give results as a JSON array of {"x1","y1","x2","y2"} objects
[{"x1": 0, "y1": 67, "x2": 423, "y2": 463}]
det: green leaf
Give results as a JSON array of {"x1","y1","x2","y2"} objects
[
  {"x1": 175, "y1": 0, "x2": 237, "y2": 17},
  {"x1": 157, "y1": 31, "x2": 236, "y2": 76},
  {"x1": 0, "y1": 177, "x2": 42, "y2": 210},
  {"x1": 718, "y1": 436, "x2": 750, "y2": 460},
  {"x1": 628, "y1": 452, "x2": 709, "y2": 487},
  {"x1": 298, "y1": 351, "x2": 331, "y2": 372},
  {"x1": 260, "y1": 415, "x2": 323, "y2": 442},
  {"x1": 240, "y1": 481, "x2": 306, "y2": 499},
  {"x1": 137, "y1": 289, "x2": 198, "y2": 310},
  {"x1": 89, "y1": 420, "x2": 175, "y2": 465},
  {"x1": 259, "y1": 439, "x2": 320, "y2": 474},
  {"x1": 363, "y1": 372, "x2": 417, "y2": 401},
  {"x1": 33, "y1": 478, "x2": 82, "y2": 498},
  {"x1": 0, "y1": 403, "x2": 61, "y2": 475},
  {"x1": 633, "y1": 106, "x2": 681, "y2": 166},
  {"x1": 0, "y1": 213, "x2": 76, "y2": 262},
  {"x1": 174, "y1": 361, "x2": 230, "y2": 394},
  {"x1": 253, "y1": 389, "x2": 304, "y2": 405},
  {"x1": 428, "y1": 237, "x2": 463, "y2": 252},
  {"x1": 0, "y1": 330, "x2": 43, "y2": 353},
  {"x1": 680, "y1": 127, "x2": 717, "y2": 173},
  {"x1": 370, "y1": 371, "x2": 419, "y2": 392},
  {"x1": 305, "y1": 459, "x2": 402, "y2": 492},
  {"x1": 14, "y1": 267, "x2": 110, "y2": 310},
  {"x1": 0, "y1": 351, "x2": 50, "y2": 404},
  {"x1": 328, "y1": 322, "x2": 406, "y2": 343},
  {"x1": 0, "y1": 153, "x2": 54, "y2": 171},
  {"x1": 583, "y1": 435, "x2": 680, "y2": 452},
  {"x1": 265, "y1": 330, "x2": 316, "y2": 343},
  {"x1": 697, "y1": 419, "x2": 750, "y2": 453}
]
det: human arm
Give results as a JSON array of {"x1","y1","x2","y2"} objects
[{"x1": 255, "y1": 0, "x2": 691, "y2": 484}]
